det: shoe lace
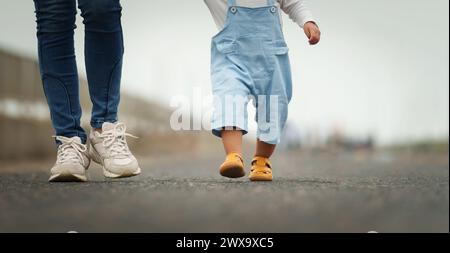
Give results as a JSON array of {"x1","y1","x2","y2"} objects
[
  {"x1": 55, "y1": 136, "x2": 87, "y2": 165},
  {"x1": 99, "y1": 123, "x2": 138, "y2": 158}
]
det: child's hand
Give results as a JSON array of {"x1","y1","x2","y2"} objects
[{"x1": 303, "y1": 22, "x2": 321, "y2": 45}]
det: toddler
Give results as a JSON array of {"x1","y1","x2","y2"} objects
[{"x1": 204, "y1": 0, "x2": 321, "y2": 181}]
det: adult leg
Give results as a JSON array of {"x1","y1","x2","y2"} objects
[
  {"x1": 78, "y1": 0, "x2": 141, "y2": 179},
  {"x1": 78, "y1": 0, "x2": 124, "y2": 129},
  {"x1": 33, "y1": 0, "x2": 86, "y2": 143}
]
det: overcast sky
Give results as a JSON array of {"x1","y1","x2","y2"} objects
[{"x1": 0, "y1": 0, "x2": 448, "y2": 145}]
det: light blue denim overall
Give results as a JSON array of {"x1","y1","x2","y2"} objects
[{"x1": 210, "y1": 0, "x2": 293, "y2": 145}]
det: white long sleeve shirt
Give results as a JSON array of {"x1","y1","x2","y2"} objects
[{"x1": 204, "y1": 0, "x2": 315, "y2": 30}]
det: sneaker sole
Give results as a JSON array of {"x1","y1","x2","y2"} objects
[
  {"x1": 102, "y1": 166, "x2": 141, "y2": 179},
  {"x1": 89, "y1": 144, "x2": 141, "y2": 179},
  {"x1": 49, "y1": 173, "x2": 87, "y2": 183}
]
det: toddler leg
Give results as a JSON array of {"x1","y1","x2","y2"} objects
[
  {"x1": 219, "y1": 130, "x2": 245, "y2": 179},
  {"x1": 255, "y1": 139, "x2": 276, "y2": 158},
  {"x1": 250, "y1": 139, "x2": 275, "y2": 182},
  {"x1": 222, "y1": 130, "x2": 243, "y2": 155}
]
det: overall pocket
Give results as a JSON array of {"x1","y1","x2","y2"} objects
[
  {"x1": 213, "y1": 37, "x2": 237, "y2": 54},
  {"x1": 265, "y1": 40, "x2": 289, "y2": 55}
]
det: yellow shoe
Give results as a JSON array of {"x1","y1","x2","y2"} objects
[
  {"x1": 249, "y1": 156, "x2": 273, "y2": 182},
  {"x1": 220, "y1": 153, "x2": 245, "y2": 178}
]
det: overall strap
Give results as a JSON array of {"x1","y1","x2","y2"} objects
[{"x1": 227, "y1": 0, "x2": 236, "y2": 6}]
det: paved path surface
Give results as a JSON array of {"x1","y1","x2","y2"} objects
[{"x1": 0, "y1": 151, "x2": 448, "y2": 232}]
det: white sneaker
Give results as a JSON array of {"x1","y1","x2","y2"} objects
[
  {"x1": 89, "y1": 122, "x2": 141, "y2": 178},
  {"x1": 49, "y1": 136, "x2": 90, "y2": 182}
]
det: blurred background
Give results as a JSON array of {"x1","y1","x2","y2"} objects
[
  {"x1": 0, "y1": 0, "x2": 448, "y2": 161},
  {"x1": 0, "y1": 0, "x2": 448, "y2": 233}
]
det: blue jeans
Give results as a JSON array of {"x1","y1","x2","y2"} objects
[{"x1": 33, "y1": 0, "x2": 124, "y2": 144}]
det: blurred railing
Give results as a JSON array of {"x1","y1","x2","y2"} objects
[{"x1": 0, "y1": 49, "x2": 218, "y2": 161}]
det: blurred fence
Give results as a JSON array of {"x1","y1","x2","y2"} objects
[{"x1": 0, "y1": 49, "x2": 219, "y2": 161}]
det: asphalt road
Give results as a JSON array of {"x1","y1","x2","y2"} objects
[{"x1": 0, "y1": 151, "x2": 448, "y2": 233}]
